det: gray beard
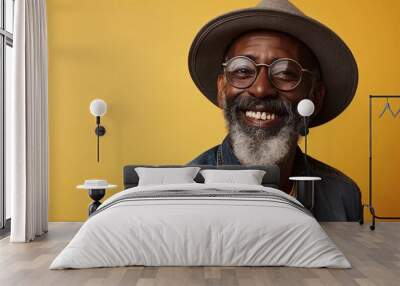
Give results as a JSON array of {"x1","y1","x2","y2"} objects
[
  {"x1": 229, "y1": 120, "x2": 300, "y2": 166},
  {"x1": 221, "y1": 91, "x2": 302, "y2": 166}
]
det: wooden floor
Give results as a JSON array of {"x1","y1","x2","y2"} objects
[{"x1": 0, "y1": 222, "x2": 399, "y2": 286}]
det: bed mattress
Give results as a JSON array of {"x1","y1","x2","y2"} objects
[{"x1": 50, "y1": 183, "x2": 350, "y2": 269}]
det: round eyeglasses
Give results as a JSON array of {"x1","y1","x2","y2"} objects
[{"x1": 222, "y1": 56, "x2": 314, "y2": 91}]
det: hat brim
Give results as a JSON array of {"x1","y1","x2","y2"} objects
[{"x1": 188, "y1": 8, "x2": 358, "y2": 127}]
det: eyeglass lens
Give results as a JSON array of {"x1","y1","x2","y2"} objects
[{"x1": 224, "y1": 57, "x2": 302, "y2": 90}]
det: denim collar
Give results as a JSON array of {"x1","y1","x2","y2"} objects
[{"x1": 219, "y1": 135, "x2": 307, "y2": 176}]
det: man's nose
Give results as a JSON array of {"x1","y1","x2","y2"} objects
[{"x1": 247, "y1": 66, "x2": 278, "y2": 98}]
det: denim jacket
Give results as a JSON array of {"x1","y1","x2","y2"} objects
[{"x1": 188, "y1": 135, "x2": 362, "y2": 222}]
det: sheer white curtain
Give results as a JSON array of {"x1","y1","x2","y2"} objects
[{"x1": 8, "y1": 0, "x2": 48, "y2": 242}]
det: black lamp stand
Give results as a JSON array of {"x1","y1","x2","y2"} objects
[
  {"x1": 303, "y1": 116, "x2": 310, "y2": 177},
  {"x1": 95, "y1": 116, "x2": 106, "y2": 162},
  {"x1": 296, "y1": 116, "x2": 315, "y2": 212}
]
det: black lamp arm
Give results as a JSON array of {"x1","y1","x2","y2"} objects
[
  {"x1": 303, "y1": 116, "x2": 310, "y2": 176},
  {"x1": 94, "y1": 116, "x2": 106, "y2": 162}
]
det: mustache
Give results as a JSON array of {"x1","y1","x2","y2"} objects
[
  {"x1": 226, "y1": 93, "x2": 298, "y2": 122},
  {"x1": 222, "y1": 92, "x2": 303, "y2": 140}
]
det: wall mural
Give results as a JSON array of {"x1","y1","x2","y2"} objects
[
  {"x1": 48, "y1": 0, "x2": 400, "y2": 222},
  {"x1": 186, "y1": 0, "x2": 361, "y2": 222}
]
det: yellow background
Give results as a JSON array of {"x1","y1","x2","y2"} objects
[{"x1": 47, "y1": 0, "x2": 400, "y2": 221}]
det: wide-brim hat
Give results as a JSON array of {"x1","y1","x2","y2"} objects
[{"x1": 188, "y1": 0, "x2": 358, "y2": 127}]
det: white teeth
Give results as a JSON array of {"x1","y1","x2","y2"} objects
[
  {"x1": 244, "y1": 110, "x2": 276, "y2": 121},
  {"x1": 261, "y1": 112, "x2": 267, "y2": 120}
]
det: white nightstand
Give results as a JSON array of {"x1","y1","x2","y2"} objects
[
  {"x1": 289, "y1": 176, "x2": 321, "y2": 212},
  {"x1": 77, "y1": 180, "x2": 117, "y2": 215}
]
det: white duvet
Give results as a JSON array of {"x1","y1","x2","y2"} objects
[{"x1": 50, "y1": 183, "x2": 351, "y2": 269}]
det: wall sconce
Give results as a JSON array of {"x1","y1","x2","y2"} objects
[
  {"x1": 89, "y1": 99, "x2": 107, "y2": 162},
  {"x1": 297, "y1": 99, "x2": 315, "y2": 176}
]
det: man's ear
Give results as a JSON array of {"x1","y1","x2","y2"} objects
[
  {"x1": 312, "y1": 81, "x2": 325, "y2": 118},
  {"x1": 216, "y1": 74, "x2": 225, "y2": 109}
]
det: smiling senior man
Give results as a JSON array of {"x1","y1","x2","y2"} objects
[{"x1": 187, "y1": 0, "x2": 362, "y2": 222}]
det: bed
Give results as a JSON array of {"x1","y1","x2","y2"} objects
[{"x1": 50, "y1": 165, "x2": 350, "y2": 269}]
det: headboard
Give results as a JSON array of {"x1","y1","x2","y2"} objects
[{"x1": 123, "y1": 165, "x2": 281, "y2": 189}]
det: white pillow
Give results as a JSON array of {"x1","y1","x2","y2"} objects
[
  {"x1": 200, "y1": 169, "x2": 266, "y2": 185},
  {"x1": 135, "y1": 167, "x2": 201, "y2": 186}
]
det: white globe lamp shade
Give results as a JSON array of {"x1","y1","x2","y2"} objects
[
  {"x1": 297, "y1": 99, "x2": 315, "y2": 117},
  {"x1": 90, "y1": 99, "x2": 107, "y2": 117}
]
